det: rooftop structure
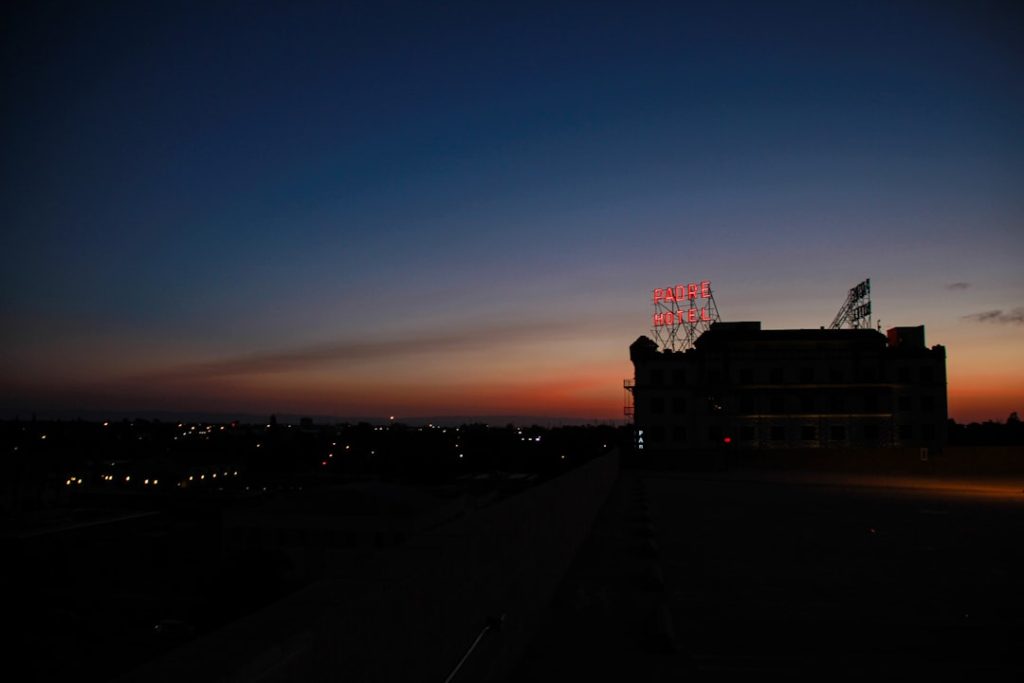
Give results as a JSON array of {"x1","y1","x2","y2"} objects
[{"x1": 629, "y1": 321, "x2": 947, "y2": 452}]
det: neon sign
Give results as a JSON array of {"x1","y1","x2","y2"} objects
[
  {"x1": 652, "y1": 280, "x2": 714, "y2": 327},
  {"x1": 652, "y1": 281, "x2": 711, "y2": 304}
]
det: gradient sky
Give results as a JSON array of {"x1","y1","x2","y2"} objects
[{"x1": 2, "y1": 1, "x2": 1022, "y2": 422}]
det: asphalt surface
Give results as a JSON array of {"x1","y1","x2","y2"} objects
[{"x1": 511, "y1": 469, "x2": 1024, "y2": 681}]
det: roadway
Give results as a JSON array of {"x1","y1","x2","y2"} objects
[{"x1": 511, "y1": 468, "x2": 1024, "y2": 680}]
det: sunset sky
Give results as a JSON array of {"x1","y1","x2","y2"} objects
[{"x1": 2, "y1": 1, "x2": 1021, "y2": 423}]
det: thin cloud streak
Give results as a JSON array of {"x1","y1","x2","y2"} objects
[
  {"x1": 137, "y1": 316, "x2": 634, "y2": 381},
  {"x1": 945, "y1": 282, "x2": 971, "y2": 290},
  {"x1": 962, "y1": 308, "x2": 1024, "y2": 325}
]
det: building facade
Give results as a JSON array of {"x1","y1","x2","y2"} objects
[{"x1": 629, "y1": 322, "x2": 947, "y2": 452}]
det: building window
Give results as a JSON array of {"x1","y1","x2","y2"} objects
[
  {"x1": 899, "y1": 424, "x2": 912, "y2": 440},
  {"x1": 770, "y1": 395, "x2": 784, "y2": 413},
  {"x1": 739, "y1": 367, "x2": 754, "y2": 384},
  {"x1": 770, "y1": 426, "x2": 786, "y2": 441},
  {"x1": 830, "y1": 425, "x2": 846, "y2": 441},
  {"x1": 799, "y1": 367, "x2": 814, "y2": 383},
  {"x1": 672, "y1": 426, "x2": 687, "y2": 443},
  {"x1": 740, "y1": 394, "x2": 754, "y2": 414},
  {"x1": 650, "y1": 425, "x2": 665, "y2": 443},
  {"x1": 920, "y1": 367, "x2": 933, "y2": 383},
  {"x1": 651, "y1": 369, "x2": 664, "y2": 386},
  {"x1": 770, "y1": 367, "x2": 784, "y2": 384},
  {"x1": 920, "y1": 395, "x2": 934, "y2": 412},
  {"x1": 800, "y1": 394, "x2": 814, "y2": 413},
  {"x1": 863, "y1": 392, "x2": 878, "y2": 412},
  {"x1": 898, "y1": 366, "x2": 911, "y2": 383},
  {"x1": 707, "y1": 369, "x2": 723, "y2": 384},
  {"x1": 830, "y1": 367, "x2": 845, "y2": 383},
  {"x1": 671, "y1": 397, "x2": 687, "y2": 414},
  {"x1": 651, "y1": 397, "x2": 665, "y2": 415},
  {"x1": 921, "y1": 424, "x2": 934, "y2": 440},
  {"x1": 741, "y1": 425, "x2": 756, "y2": 441},
  {"x1": 863, "y1": 424, "x2": 880, "y2": 440},
  {"x1": 800, "y1": 426, "x2": 817, "y2": 441},
  {"x1": 897, "y1": 395, "x2": 912, "y2": 411},
  {"x1": 709, "y1": 426, "x2": 723, "y2": 442},
  {"x1": 672, "y1": 370, "x2": 686, "y2": 386},
  {"x1": 830, "y1": 395, "x2": 845, "y2": 413}
]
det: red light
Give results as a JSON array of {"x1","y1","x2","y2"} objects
[{"x1": 723, "y1": 437, "x2": 732, "y2": 444}]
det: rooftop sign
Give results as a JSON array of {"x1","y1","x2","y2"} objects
[{"x1": 650, "y1": 279, "x2": 720, "y2": 351}]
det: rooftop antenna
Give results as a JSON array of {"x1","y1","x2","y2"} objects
[{"x1": 830, "y1": 278, "x2": 872, "y2": 329}]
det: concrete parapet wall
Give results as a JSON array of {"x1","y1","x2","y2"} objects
[{"x1": 118, "y1": 451, "x2": 619, "y2": 683}]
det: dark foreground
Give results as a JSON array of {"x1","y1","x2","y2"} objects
[{"x1": 513, "y1": 470, "x2": 1024, "y2": 681}]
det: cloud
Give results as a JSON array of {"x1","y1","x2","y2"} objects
[
  {"x1": 945, "y1": 282, "x2": 971, "y2": 291},
  {"x1": 134, "y1": 316, "x2": 629, "y2": 381},
  {"x1": 962, "y1": 308, "x2": 1024, "y2": 325}
]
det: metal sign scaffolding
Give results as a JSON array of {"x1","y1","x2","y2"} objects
[
  {"x1": 829, "y1": 278, "x2": 872, "y2": 329},
  {"x1": 650, "y1": 281, "x2": 721, "y2": 352}
]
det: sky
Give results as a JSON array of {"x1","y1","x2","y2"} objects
[{"x1": 1, "y1": 0, "x2": 1022, "y2": 423}]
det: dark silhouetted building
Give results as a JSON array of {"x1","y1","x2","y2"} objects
[{"x1": 629, "y1": 322, "x2": 947, "y2": 452}]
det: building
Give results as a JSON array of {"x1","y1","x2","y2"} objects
[{"x1": 628, "y1": 322, "x2": 947, "y2": 452}]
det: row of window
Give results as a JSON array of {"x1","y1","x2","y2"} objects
[
  {"x1": 647, "y1": 365, "x2": 938, "y2": 387},
  {"x1": 647, "y1": 423, "x2": 936, "y2": 444},
  {"x1": 647, "y1": 393, "x2": 937, "y2": 415}
]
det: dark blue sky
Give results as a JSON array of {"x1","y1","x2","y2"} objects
[{"x1": 2, "y1": 1, "x2": 1022, "y2": 420}]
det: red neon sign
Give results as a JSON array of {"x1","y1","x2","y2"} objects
[
  {"x1": 652, "y1": 307, "x2": 713, "y2": 327},
  {"x1": 651, "y1": 280, "x2": 713, "y2": 327},
  {"x1": 652, "y1": 280, "x2": 711, "y2": 305}
]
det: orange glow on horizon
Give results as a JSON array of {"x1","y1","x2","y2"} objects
[
  {"x1": 5, "y1": 329, "x2": 1020, "y2": 423},
  {"x1": 948, "y1": 385, "x2": 1022, "y2": 424}
]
